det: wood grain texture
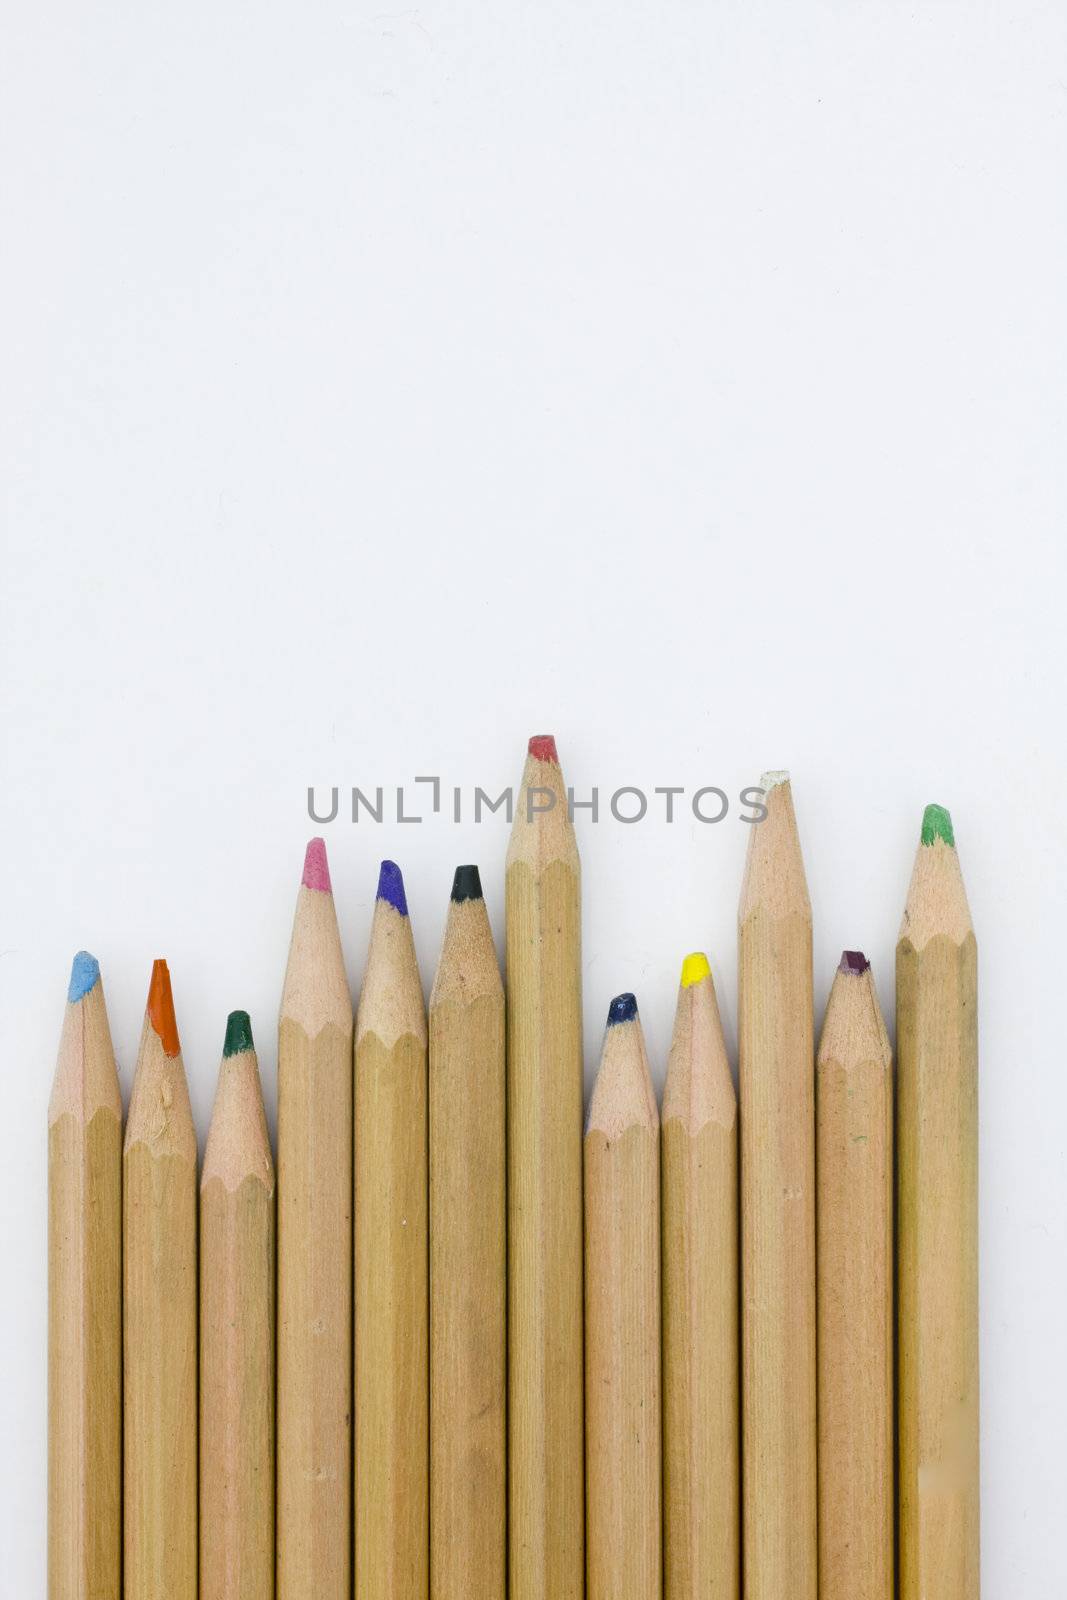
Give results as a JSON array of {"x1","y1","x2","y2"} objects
[
  {"x1": 661, "y1": 967, "x2": 738, "y2": 1600},
  {"x1": 816, "y1": 961, "x2": 893, "y2": 1600},
  {"x1": 737, "y1": 776, "x2": 816, "y2": 1600},
  {"x1": 277, "y1": 877, "x2": 353, "y2": 1600},
  {"x1": 355, "y1": 893, "x2": 428, "y2": 1600},
  {"x1": 200, "y1": 1042, "x2": 276, "y2": 1600},
  {"x1": 123, "y1": 1005, "x2": 198, "y2": 1600},
  {"x1": 428, "y1": 894, "x2": 505, "y2": 1600},
  {"x1": 897, "y1": 833, "x2": 979, "y2": 1600},
  {"x1": 584, "y1": 1011, "x2": 661, "y2": 1600},
  {"x1": 48, "y1": 975, "x2": 122, "y2": 1600},
  {"x1": 506, "y1": 748, "x2": 584, "y2": 1600}
]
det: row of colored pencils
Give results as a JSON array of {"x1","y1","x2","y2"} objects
[{"x1": 48, "y1": 737, "x2": 979, "y2": 1600}]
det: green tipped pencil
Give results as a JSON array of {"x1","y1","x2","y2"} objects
[{"x1": 897, "y1": 805, "x2": 979, "y2": 1600}]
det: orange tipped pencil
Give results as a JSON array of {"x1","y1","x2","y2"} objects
[
  {"x1": 817, "y1": 953, "x2": 893, "y2": 1600},
  {"x1": 429, "y1": 866, "x2": 506, "y2": 1600},
  {"x1": 738, "y1": 773, "x2": 816, "y2": 1600},
  {"x1": 124, "y1": 959, "x2": 198, "y2": 1600},
  {"x1": 897, "y1": 806, "x2": 979, "y2": 1600},
  {"x1": 354, "y1": 860, "x2": 429, "y2": 1600},
  {"x1": 200, "y1": 1011, "x2": 276, "y2": 1600},
  {"x1": 48, "y1": 952, "x2": 122, "y2": 1600},
  {"x1": 277, "y1": 839, "x2": 353, "y2": 1600},
  {"x1": 506, "y1": 735, "x2": 584, "y2": 1600},
  {"x1": 662, "y1": 953, "x2": 739, "y2": 1600}
]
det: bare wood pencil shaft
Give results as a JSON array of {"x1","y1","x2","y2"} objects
[
  {"x1": 429, "y1": 887, "x2": 506, "y2": 1600},
  {"x1": 662, "y1": 962, "x2": 739, "y2": 1600},
  {"x1": 584, "y1": 1007, "x2": 661, "y2": 1600},
  {"x1": 898, "y1": 821, "x2": 979, "y2": 1600},
  {"x1": 200, "y1": 1029, "x2": 276, "y2": 1600},
  {"x1": 817, "y1": 959, "x2": 893, "y2": 1600},
  {"x1": 124, "y1": 966, "x2": 198, "y2": 1600},
  {"x1": 507, "y1": 745, "x2": 584, "y2": 1600},
  {"x1": 277, "y1": 858, "x2": 353, "y2": 1600},
  {"x1": 355, "y1": 875, "x2": 428, "y2": 1600},
  {"x1": 48, "y1": 966, "x2": 122, "y2": 1600},
  {"x1": 737, "y1": 776, "x2": 816, "y2": 1600}
]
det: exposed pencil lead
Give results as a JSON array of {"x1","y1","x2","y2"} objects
[
  {"x1": 67, "y1": 950, "x2": 100, "y2": 1004},
  {"x1": 760, "y1": 768, "x2": 790, "y2": 791},
  {"x1": 147, "y1": 959, "x2": 180, "y2": 1057},
  {"x1": 839, "y1": 950, "x2": 870, "y2": 975},
  {"x1": 302, "y1": 836, "x2": 332, "y2": 893},
  {"x1": 223, "y1": 1009, "x2": 254, "y2": 1057},
  {"x1": 451, "y1": 864, "x2": 483, "y2": 903},
  {"x1": 607, "y1": 992, "x2": 638, "y2": 1026},
  {"x1": 680, "y1": 951, "x2": 711, "y2": 988},
  {"x1": 528, "y1": 733, "x2": 559, "y2": 764},
  {"x1": 377, "y1": 859, "x2": 409, "y2": 916},
  {"x1": 920, "y1": 803, "x2": 955, "y2": 849}
]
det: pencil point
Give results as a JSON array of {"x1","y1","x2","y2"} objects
[
  {"x1": 607, "y1": 992, "x2": 638, "y2": 1026},
  {"x1": 839, "y1": 950, "x2": 870, "y2": 975},
  {"x1": 681, "y1": 952, "x2": 711, "y2": 988},
  {"x1": 451, "y1": 864, "x2": 483, "y2": 903},
  {"x1": 921, "y1": 803, "x2": 955, "y2": 848},
  {"x1": 528, "y1": 733, "x2": 559, "y2": 764},
  {"x1": 147, "y1": 959, "x2": 181, "y2": 1057},
  {"x1": 760, "y1": 769, "x2": 790, "y2": 791},
  {"x1": 223, "y1": 1009, "x2": 254, "y2": 1057},
  {"x1": 67, "y1": 950, "x2": 100, "y2": 1004},
  {"x1": 377, "y1": 859, "x2": 409, "y2": 916},
  {"x1": 302, "y1": 836, "x2": 332, "y2": 893}
]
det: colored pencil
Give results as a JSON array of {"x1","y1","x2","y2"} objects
[
  {"x1": 584, "y1": 992, "x2": 661, "y2": 1600},
  {"x1": 124, "y1": 958, "x2": 198, "y2": 1600},
  {"x1": 662, "y1": 953, "x2": 739, "y2": 1600},
  {"x1": 737, "y1": 772, "x2": 816, "y2": 1600},
  {"x1": 816, "y1": 953, "x2": 893, "y2": 1600},
  {"x1": 200, "y1": 1011, "x2": 276, "y2": 1600},
  {"x1": 277, "y1": 839, "x2": 353, "y2": 1600},
  {"x1": 897, "y1": 805, "x2": 979, "y2": 1600},
  {"x1": 354, "y1": 860, "x2": 429, "y2": 1600},
  {"x1": 48, "y1": 952, "x2": 122, "y2": 1600},
  {"x1": 506, "y1": 734, "x2": 584, "y2": 1600},
  {"x1": 428, "y1": 866, "x2": 506, "y2": 1600}
]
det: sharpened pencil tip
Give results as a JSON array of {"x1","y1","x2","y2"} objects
[
  {"x1": 302, "y1": 837, "x2": 332, "y2": 893},
  {"x1": 451, "y1": 864, "x2": 482, "y2": 903},
  {"x1": 377, "y1": 859, "x2": 408, "y2": 916},
  {"x1": 528, "y1": 733, "x2": 559, "y2": 764},
  {"x1": 839, "y1": 950, "x2": 870, "y2": 975},
  {"x1": 223, "y1": 1009, "x2": 254, "y2": 1057},
  {"x1": 607, "y1": 992, "x2": 638, "y2": 1026},
  {"x1": 921, "y1": 803, "x2": 955, "y2": 848},
  {"x1": 760, "y1": 769, "x2": 790, "y2": 791},
  {"x1": 147, "y1": 959, "x2": 181, "y2": 1057},
  {"x1": 67, "y1": 950, "x2": 100, "y2": 1003},
  {"x1": 680, "y1": 952, "x2": 711, "y2": 988}
]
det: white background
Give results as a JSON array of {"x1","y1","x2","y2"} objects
[{"x1": 2, "y1": 1, "x2": 1064, "y2": 1591}]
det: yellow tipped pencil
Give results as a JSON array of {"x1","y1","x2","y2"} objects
[
  {"x1": 355, "y1": 860, "x2": 429, "y2": 1600},
  {"x1": 897, "y1": 805, "x2": 979, "y2": 1600},
  {"x1": 506, "y1": 734, "x2": 584, "y2": 1600},
  {"x1": 584, "y1": 992, "x2": 661, "y2": 1600},
  {"x1": 429, "y1": 866, "x2": 506, "y2": 1600},
  {"x1": 200, "y1": 1011, "x2": 276, "y2": 1600},
  {"x1": 737, "y1": 772, "x2": 816, "y2": 1600},
  {"x1": 662, "y1": 953, "x2": 739, "y2": 1600},
  {"x1": 124, "y1": 959, "x2": 198, "y2": 1600},
  {"x1": 48, "y1": 952, "x2": 122, "y2": 1600},
  {"x1": 817, "y1": 953, "x2": 893, "y2": 1600},
  {"x1": 277, "y1": 839, "x2": 353, "y2": 1600}
]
